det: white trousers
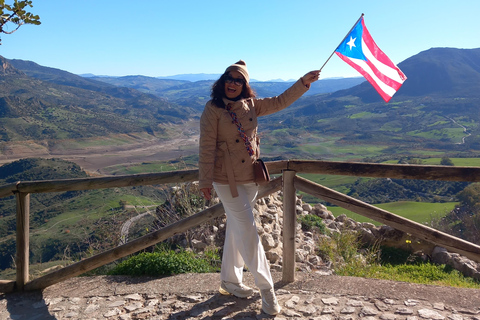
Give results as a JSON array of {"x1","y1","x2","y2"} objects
[{"x1": 213, "y1": 182, "x2": 274, "y2": 290}]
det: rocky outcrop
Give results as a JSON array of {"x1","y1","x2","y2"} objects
[
  {"x1": 182, "y1": 190, "x2": 480, "y2": 281},
  {"x1": 0, "y1": 56, "x2": 25, "y2": 76}
]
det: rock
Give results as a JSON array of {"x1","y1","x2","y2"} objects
[
  {"x1": 261, "y1": 233, "x2": 276, "y2": 251},
  {"x1": 418, "y1": 308, "x2": 445, "y2": 320},
  {"x1": 302, "y1": 203, "x2": 313, "y2": 212},
  {"x1": 191, "y1": 239, "x2": 207, "y2": 250}
]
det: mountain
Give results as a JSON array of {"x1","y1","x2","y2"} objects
[
  {"x1": 332, "y1": 47, "x2": 480, "y2": 102},
  {"x1": 90, "y1": 75, "x2": 365, "y2": 112},
  {"x1": 398, "y1": 48, "x2": 480, "y2": 98},
  {"x1": 0, "y1": 56, "x2": 195, "y2": 142},
  {"x1": 257, "y1": 47, "x2": 480, "y2": 157},
  {"x1": 157, "y1": 73, "x2": 220, "y2": 81}
]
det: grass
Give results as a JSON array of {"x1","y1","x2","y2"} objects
[
  {"x1": 298, "y1": 173, "x2": 358, "y2": 188},
  {"x1": 357, "y1": 263, "x2": 480, "y2": 288},
  {"x1": 348, "y1": 111, "x2": 376, "y2": 119},
  {"x1": 102, "y1": 156, "x2": 199, "y2": 175},
  {"x1": 103, "y1": 162, "x2": 180, "y2": 175},
  {"x1": 382, "y1": 158, "x2": 480, "y2": 167},
  {"x1": 108, "y1": 245, "x2": 221, "y2": 277},
  {"x1": 407, "y1": 127, "x2": 466, "y2": 142},
  {"x1": 317, "y1": 227, "x2": 480, "y2": 289},
  {"x1": 328, "y1": 201, "x2": 457, "y2": 225},
  {"x1": 262, "y1": 134, "x2": 387, "y2": 161},
  {"x1": 422, "y1": 158, "x2": 480, "y2": 167}
]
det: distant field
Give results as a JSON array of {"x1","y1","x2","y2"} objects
[
  {"x1": 262, "y1": 135, "x2": 387, "y2": 161},
  {"x1": 407, "y1": 128, "x2": 466, "y2": 143},
  {"x1": 383, "y1": 158, "x2": 480, "y2": 167},
  {"x1": 103, "y1": 162, "x2": 182, "y2": 175},
  {"x1": 328, "y1": 201, "x2": 457, "y2": 225},
  {"x1": 298, "y1": 173, "x2": 359, "y2": 188},
  {"x1": 102, "y1": 156, "x2": 199, "y2": 175}
]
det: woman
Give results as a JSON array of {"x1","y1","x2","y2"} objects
[{"x1": 199, "y1": 60, "x2": 319, "y2": 315}]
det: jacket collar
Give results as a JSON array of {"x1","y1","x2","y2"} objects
[{"x1": 222, "y1": 98, "x2": 251, "y2": 115}]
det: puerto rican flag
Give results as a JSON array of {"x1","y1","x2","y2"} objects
[{"x1": 335, "y1": 17, "x2": 407, "y2": 102}]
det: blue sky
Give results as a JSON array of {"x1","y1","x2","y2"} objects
[{"x1": 1, "y1": 0, "x2": 479, "y2": 81}]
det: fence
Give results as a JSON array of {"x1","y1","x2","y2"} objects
[{"x1": 2, "y1": 160, "x2": 480, "y2": 293}]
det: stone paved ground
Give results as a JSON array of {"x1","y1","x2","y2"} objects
[{"x1": 1, "y1": 272, "x2": 480, "y2": 320}]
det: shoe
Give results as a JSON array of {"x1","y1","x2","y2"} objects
[
  {"x1": 260, "y1": 288, "x2": 281, "y2": 315},
  {"x1": 219, "y1": 280, "x2": 254, "y2": 298}
]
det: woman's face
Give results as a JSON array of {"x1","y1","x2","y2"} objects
[{"x1": 224, "y1": 70, "x2": 245, "y2": 99}]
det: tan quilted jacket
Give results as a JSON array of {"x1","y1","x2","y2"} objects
[{"x1": 199, "y1": 79, "x2": 309, "y2": 197}]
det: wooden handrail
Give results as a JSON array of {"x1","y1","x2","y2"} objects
[
  {"x1": 24, "y1": 178, "x2": 283, "y2": 291},
  {"x1": 2, "y1": 159, "x2": 480, "y2": 293},
  {"x1": 288, "y1": 160, "x2": 480, "y2": 182},
  {"x1": 2, "y1": 160, "x2": 480, "y2": 199},
  {"x1": 0, "y1": 182, "x2": 17, "y2": 199}
]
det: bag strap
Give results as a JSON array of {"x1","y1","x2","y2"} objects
[{"x1": 226, "y1": 103, "x2": 255, "y2": 157}]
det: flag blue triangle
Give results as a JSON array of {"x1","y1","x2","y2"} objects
[{"x1": 336, "y1": 21, "x2": 367, "y2": 61}]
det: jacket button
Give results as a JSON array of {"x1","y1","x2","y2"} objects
[
  {"x1": 242, "y1": 160, "x2": 245, "y2": 163},
  {"x1": 236, "y1": 139, "x2": 239, "y2": 143},
  {"x1": 250, "y1": 118, "x2": 253, "y2": 121}
]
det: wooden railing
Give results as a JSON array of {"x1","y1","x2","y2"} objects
[{"x1": 2, "y1": 160, "x2": 480, "y2": 293}]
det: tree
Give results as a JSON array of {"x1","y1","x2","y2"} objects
[
  {"x1": 0, "y1": 0, "x2": 40, "y2": 44},
  {"x1": 457, "y1": 183, "x2": 480, "y2": 212},
  {"x1": 440, "y1": 156, "x2": 454, "y2": 166}
]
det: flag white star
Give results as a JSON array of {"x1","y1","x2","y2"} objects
[{"x1": 347, "y1": 36, "x2": 356, "y2": 50}]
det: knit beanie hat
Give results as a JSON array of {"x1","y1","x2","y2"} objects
[{"x1": 225, "y1": 60, "x2": 250, "y2": 83}]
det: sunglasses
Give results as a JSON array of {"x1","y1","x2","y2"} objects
[{"x1": 225, "y1": 75, "x2": 245, "y2": 86}]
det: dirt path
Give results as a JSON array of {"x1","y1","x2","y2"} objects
[{"x1": 3, "y1": 273, "x2": 480, "y2": 319}]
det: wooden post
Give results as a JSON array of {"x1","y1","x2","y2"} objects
[
  {"x1": 15, "y1": 192, "x2": 30, "y2": 291},
  {"x1": 282, "y1": 170, "x2": 297, "y2": 283}
]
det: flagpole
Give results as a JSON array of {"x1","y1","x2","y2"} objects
[{"x1": 319, "y1": 13, "x2": 364, "y2": 72}]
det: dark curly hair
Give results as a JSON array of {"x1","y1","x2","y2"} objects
[{"x1": 211, "y1": 72, "x2": 256, "y2": 109}]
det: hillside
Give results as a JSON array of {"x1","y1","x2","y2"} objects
[
  {"x1": 257, "y1": 48, "x2": 480, "y2": 160},
  {"x1": 0, "y1": 56, "x2": 195, "y2": 142},
  {"x1": 0, "y1": 158, "x2": 164, "y2": 272}
]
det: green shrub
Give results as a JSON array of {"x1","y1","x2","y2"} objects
[
  {"x1": 298, "y1": 214, "x2": 327, "y2": 234},
  {"x1": 379, "y1": 246, "x2": 413, "y2": 265},
  {"x1": 108, "y1": 248, "x2": 220, "y2": 277},
  {"x1": 317, "y1": 230, "x2": 480, "y2": 288},
  {"x1": 318, "y1": 229, "x2": 379, "y2": 274}
]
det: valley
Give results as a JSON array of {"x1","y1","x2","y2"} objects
[{"x1": 0, "y1": 119, "x2": 200, "y2": 175}]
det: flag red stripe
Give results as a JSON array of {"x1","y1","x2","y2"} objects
[
  {"x1": 364, "y1": 56, "x2": 403, "y2": 91},
  {"x1": 335, "y1": 52, "x2": 394, "y2": 102},
  {"x1": 361, "y1": 19, "x2": 398, "y2": 70}
]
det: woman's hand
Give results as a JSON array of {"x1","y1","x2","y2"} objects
[
  {"x1": 301, "y1": 70, "x2": 321, "y2": 87},
  {"x1": 200, "y1": 187, "x2": 212, "y2": 200}
]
